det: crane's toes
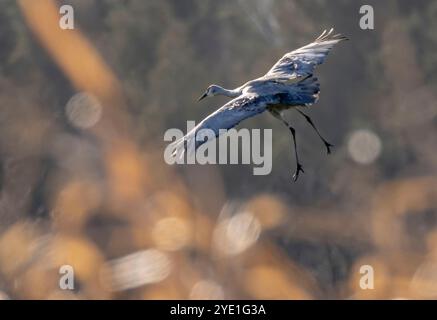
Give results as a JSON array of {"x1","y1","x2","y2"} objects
[
  {"x1": 292, "y1": 164, "x2": 305, "y2": 182},
  {"x1": 325, "y1": 142, "x2": 334, "y2": 154}
]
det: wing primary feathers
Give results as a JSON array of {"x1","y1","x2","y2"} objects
[{"x1": 263, "y1": 28, "x2": 348, "y2": 81}]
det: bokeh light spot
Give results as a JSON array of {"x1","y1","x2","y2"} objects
[
  {"x1": 107, "y1": 249, "x2": 171, "y2": 291},
  {"x1": 65, "y1": 92, "x2": 102, "y2": 129},
  {"x1": 214, "y1": 212, "x2": 261, "y2": 256},
  {"x1": 152, "y1": 217, "x2": 191, "y2": 251},
  {"x1": 348, "y1": 129, "x2": 382, "y2": 165},
  {"x1": 190, "y1": 280, "x2": 225, "y2": 300}
]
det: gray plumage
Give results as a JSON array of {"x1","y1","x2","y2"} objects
[{"x1": 171, "y1": 28, "x2": 347, "y2": 180}]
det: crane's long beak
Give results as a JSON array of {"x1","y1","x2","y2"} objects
[{"x1": 198, "y1": 92, "x2": 207, "y2": 102}]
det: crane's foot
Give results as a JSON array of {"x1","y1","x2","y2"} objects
[
  {"x1": 325, "y1": 142, "x2": 334, "y2": 154},
  {"x1": 292, "y1": 163, "x2": 305, "y2": 182}
]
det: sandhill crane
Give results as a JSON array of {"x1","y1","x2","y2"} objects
[{"x1": 173, "y1": 28, "x2": 347, "y2": 181}]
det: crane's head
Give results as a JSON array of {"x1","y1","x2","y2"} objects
[{"x1": 198, "y1": 85, "x2": 222, "y2": 101}]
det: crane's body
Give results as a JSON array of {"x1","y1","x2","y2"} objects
[{"x1": 172, "y1": 28, "x2": 347, "y2": 181}]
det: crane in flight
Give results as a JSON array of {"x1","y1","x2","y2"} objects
[{"x1": 172, "y1": 28, "x2": 347, "y2": 181}]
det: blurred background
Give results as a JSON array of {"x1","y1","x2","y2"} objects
[{"x1": 0, "y1": 0, "x2": 436, "y2": 299}]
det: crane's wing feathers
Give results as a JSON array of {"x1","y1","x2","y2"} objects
[
  {"x1": 171, "y1": 94, "x2": 277, "y2": 160},
  {"x1": 264, "y1": 28, "x2": 347, "y2": 81}
]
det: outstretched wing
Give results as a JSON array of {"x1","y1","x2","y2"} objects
[
  {"x1": 263, "y1": 28, "x2": 347, "y2": 82},
  {"x1": 170, "y1": 93, "x2": 278, "y2": 160}
]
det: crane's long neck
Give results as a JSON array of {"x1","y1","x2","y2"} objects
[{"x1": 218, "y1": 86, "x2": 241, "y2": 98}]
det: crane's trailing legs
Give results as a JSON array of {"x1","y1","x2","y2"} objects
[
  {"x1": 270, "y1": 109, "x2": 304, "y2": 181},
  {"x1": 296, "y1": 108, "x2": 333, "y2": 154}
]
